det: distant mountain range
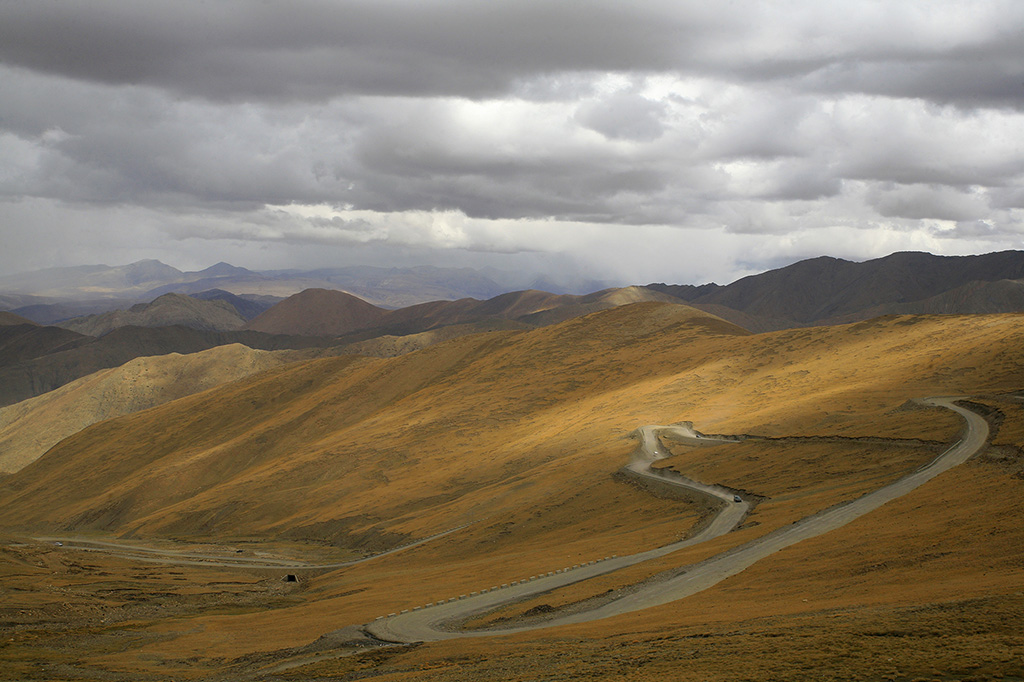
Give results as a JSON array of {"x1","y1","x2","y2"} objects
[
  {"x1": 2, "y1": 249, "x2": 1023, "y2": 356},
  {"x1": 0, "y1": 286, "x2": 676, "y2": 407},
  {"x1": 647, "y1": 250, "x2": 1024, "y2": 331},
  {"x1": 0, "y1": 260, "x2": 586, "y2": 318},
  {"x1": 243, "y1": 286, "x2": 679, "y2": 338}
]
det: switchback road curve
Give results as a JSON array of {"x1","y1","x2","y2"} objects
[{"x1": 367, "y1": 397, "x2": 988, "y2": 643}]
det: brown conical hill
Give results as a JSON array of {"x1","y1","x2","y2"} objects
[
  {"x1": 243, "y1": 288, "x2": 386, "y2": 336},
  {"x1": 586, "y1": 285, "x2": 680, "y2": 307},
  {"x1": 0, "y1": 344, "x2": 302, "y2": 474}
]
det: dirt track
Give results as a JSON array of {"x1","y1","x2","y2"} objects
[{"x1": 40, "y1": 524, "x2": 469, "y2": 570}]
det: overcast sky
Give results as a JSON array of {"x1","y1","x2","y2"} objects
[{"x1": 2, "y1": 0, "x2": 1023, "y2": 287}]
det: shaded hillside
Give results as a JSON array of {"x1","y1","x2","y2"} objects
[
  {"x1": 651, "y1": 250, "x2": 1024, "y2": 329},
  {"x1": 0, "y1": 293, "x2": 50, "y2": 312},
  {"x1": 191, "y1": 289, "x2": 277, "y2": 320},
  {"x1": 643, "y1": 282, "x2": 723, "y2": 301},
  {"x1": 823, "y1": 278, "x2": 1024, "y2": 323},
  {"x1": 0, "y1": 311, "x2": 36, "y2": 326},
  {"x1": 0, "y1": 324, "x2": 92, "y2": 367},
  {"x1": 0, "y1": 325, "x2": 341, "y2": 408},
  {"x1": 685, "y1": 302, "x2": 798, "y2": 334},
  {"x1": 58, "y1": 293, "x2": 248, "y2": 336},
  {"x1": 9, "y1": 298, "x2": 137, "y2": 325}
]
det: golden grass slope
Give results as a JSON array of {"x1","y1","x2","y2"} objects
[
  {"x1": 339, "y1": 318, "x2": 532, "y2": 358},
  {"x1": 0, "y1": 303, "x2": 743, "y2": 537},
  {"x1": 0, "y1": 343, "x2": 302, "y2": 474},
  {"x1": 1, "y1": 303, "x2": 1021, "y2": 545}
]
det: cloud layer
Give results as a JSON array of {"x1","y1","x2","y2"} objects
[{"x1": 1, "y1": 1, "x2": 1022, "y2": 285}]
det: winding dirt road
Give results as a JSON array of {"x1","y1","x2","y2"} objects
[
  {"x1": 38, "y1": 397, "x2": 989, "y2": 647},
  {"x1": 367, "y1": 397, "x2": 988, "y2": 643}
]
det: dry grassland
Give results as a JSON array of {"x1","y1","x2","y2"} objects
[
  {"x1": 0, "y1": 343, "x2": 304, "y2": 474},
  {"x1": 1, "y1": 303, "x2": 1023, "y2": 679}
]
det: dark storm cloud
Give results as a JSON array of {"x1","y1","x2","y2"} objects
[
  {"x1": 800, "y1": 57, "x2": 1024, "y2": 110},
  {"x1": 869, "y1": 183, "x2": 990, "y2": 222},
  {"x1": 0, "y1": 0, "x2": 711, "y2": 101},
  {"x1": 0, "y1": 67, "x2": 368, "y2": 208},
  {"x1": 6, "y1": 1, "x2": 1019, "y2": 108}
]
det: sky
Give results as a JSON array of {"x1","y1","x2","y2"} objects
[{"x1": 1, "y1": 0, "x2": 1023, "y2": 288}]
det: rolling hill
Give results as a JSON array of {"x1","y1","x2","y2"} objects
[
  {"x1": 0, "y1": 324, "x2": 343, "y2": 408},
  {"x1": 0, "y1": 259, "x2": 183, "y2": 298},
  {"x1": 245, "y1": 285, "x2": 680, "y2": 338},
  {"x1": 0, "y1": 286, "x2": 676, "y2": 408},
  {"x1": 244, "y1": 288, "x2": 388, "y2": 336},
  {"x1": 0, "y1": 323, "x2": 91, "y2": 367},
  {"x1": 0, "y1": 344, "x2": 303, "y2": 474},
  {"x1": 57, "y1": 293, "x2": 248, "y2": 336},
  {"x1": 0, "y1": 301, "x2": 1022, "y2": 680},
  {"x1": 190, "y1": 288, "x2": 278, "y2": 320}
]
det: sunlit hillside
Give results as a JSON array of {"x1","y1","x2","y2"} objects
[
  {"x1": 3, "y1": 303, "x2": 1022, "y2": 542},
  {"x1": 0, "y1": 344, "x2": 305, "y2": 473}
]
